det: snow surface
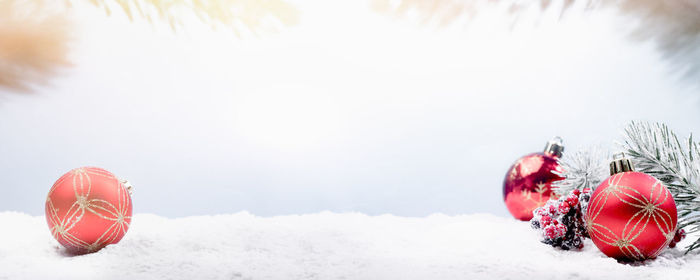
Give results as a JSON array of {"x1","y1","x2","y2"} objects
[{"x1": 0, "y1": 212, "x2": 698, "y2": 280}]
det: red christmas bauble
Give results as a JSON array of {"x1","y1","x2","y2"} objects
[
  {"x1": 586, "y1": 171, "x2": 677, "y2": 261},
  {"x1": 503, "y1": 152, "x2": 563, "y2": 221},
  {"x1": 45, "y1": 167, "x2": 133, "y2": 254}
]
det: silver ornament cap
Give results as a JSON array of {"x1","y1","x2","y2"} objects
[
  {"x1": 119, "y1": 178, "x2": 134, "y2": 196},
  {"x1": 543, "y1": 136, "x2": 564, "y2": 158}
]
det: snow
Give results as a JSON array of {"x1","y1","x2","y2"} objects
[{"x1": 0, "y1": 212, "x2": 698, "y2": 280}]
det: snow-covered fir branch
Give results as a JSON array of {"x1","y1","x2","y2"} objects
[
  {"x1": 552, "y1": 146, "x2": 608, "y2": 197},
  {"x1": 621, "y1": 120, "x2": 700, "y2": 253}
]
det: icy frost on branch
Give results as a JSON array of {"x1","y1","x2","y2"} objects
[{"x1": 552, "y1": 146, "x2": 608, "y2": 197}]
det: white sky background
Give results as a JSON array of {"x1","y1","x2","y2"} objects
[{"x1": 0, "y1": 0, "x2": 698, "y2": 217}]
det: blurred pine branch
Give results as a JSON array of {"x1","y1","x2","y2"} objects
[
  {"x1": 0, "y1": 0, "x2": 298, "y2": 93},
  {"x1": 372, "y1": 0, "x2": 700, "y2": 84},
  {"x1": 371, "y1": 0, "x2": 582, "y2": 27},
  {"x1": 83, "y1": 0, "x2": 299, "y2": 34},
  {"x1": 0, "y1": 0, "x2": 71, "y2": 92}
]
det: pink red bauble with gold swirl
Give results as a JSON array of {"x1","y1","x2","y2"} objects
[
  {"x1": 586, "y1": 171, "x2": 677, "y2": 261},
  {"x1": 45, "y1": 167, "x2": 133, "y2": 254},
  {"x1": 503, "y1": 151, "x2": 564, "y2": 221}
]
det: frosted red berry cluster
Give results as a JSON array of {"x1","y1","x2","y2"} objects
[
  {"x1": 668, "y1": 229, "x2": 687, "y2": 248},
  {"x1": 530, "y1": 189, "x2": 591, "y2": 250}
]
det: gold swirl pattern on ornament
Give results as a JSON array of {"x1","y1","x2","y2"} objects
[
  {"x1": 585, "y1": 174, "x2": 675, "y2": 260},
  {"x1": 46, "y1": 168, "x2": 132, "y2": 253}
]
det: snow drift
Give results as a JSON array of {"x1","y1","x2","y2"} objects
[{"x1": 0, "y1": 212, "x2": 698, "y2": 280}]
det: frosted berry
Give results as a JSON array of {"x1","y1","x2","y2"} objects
[
  {"x1": 540, "y1": 215, "x2": 553, "y2": 228},
  {"x1": 557, "y1": 201, "x2": 570, "y2": 214},
  {"x1": 671, "y1": 228, "x2": 687, "y2": 245},
  {"x1": 556, "y1": 224, "x2": 567, "y2": 237},
  {"x1": 544, "y1": 225, "x2": 558, "y2": 239}
]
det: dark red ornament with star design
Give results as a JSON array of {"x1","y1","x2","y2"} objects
[{"x1": 503, "y1": 137, "x2": 565, "y2": 221}]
